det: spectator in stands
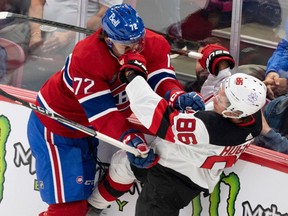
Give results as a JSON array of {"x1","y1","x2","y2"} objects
[
  {"x1": 0, "y1": 0, "x2": 31, "y2": 56},
  {"x1": 0, "y1": 0, "x2": 29, "y2": 87},
  {"x1": 135, "y1": 0, "x2": 186, "y2": 52},
  {"x1": 256, "y1": 16, "x2": 288, "y2": 142},
  {"x1": 254, "y1": 112, "x2": 288, "y2": 154},
  {"x1": 167, "y1": 4, "x2": 224, "y2": 42},
  {"x1": 28, "y1": 0, "x2": 122, "y2": 54},
  {"x1": 167, "y1": 0, "x2": 281, "y2": 42},
  {"x1": 264, "y1": 17, "x2": 288, "y2": 100},
  {"x1": 237, "y1": 15, "x2": 288, "y2": 142}
]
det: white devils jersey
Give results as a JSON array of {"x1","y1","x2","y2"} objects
[{"x1": 126, "y1": 77, "x2": 262, "y2": 192}]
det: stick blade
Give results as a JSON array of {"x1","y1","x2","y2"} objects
[{"x1": 0, "y1": 12, "x2": 11, "y2": 20}]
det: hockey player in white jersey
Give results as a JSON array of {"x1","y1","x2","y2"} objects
[{"x1": 87, "y1": 44, "x2": 267, "y2": 216}]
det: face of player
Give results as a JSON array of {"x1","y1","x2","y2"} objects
[
  {"x1": 212, "y1": 87, "x2": 230, "y2": 114},
  {"x1": 110, "y1": 38, "x2": 145, "y2": 56},
  {"x1": 213, "y1": 87, "x2": 244, "y2": 119}
]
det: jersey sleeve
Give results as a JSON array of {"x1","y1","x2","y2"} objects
[
  {"x1": 126, "y1": 76, "x2": 204, "y2": 144},
  {"x1": 266, "y1": 39, "x2": 288, "y2": 75},
  {"x1": 144, "y1": 32, "x2": 184, "y2": 97}
]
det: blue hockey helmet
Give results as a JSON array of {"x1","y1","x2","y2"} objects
[{"x1": 102, "y1": 4, "x2": 145, "y2": 44}]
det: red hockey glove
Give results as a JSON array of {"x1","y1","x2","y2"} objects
[
  {"x1": 121, "y1": 130, "x2": 159, "y2": 169},
  {"x1": 164, "y1": 90, "x2": 205, "y2": 111},
  {"x1": 198, "y1": 44, "x2": 235, "y2": 76},
  {"x1": 118, "y1": 52, "x2": 148, "y2": 83}
]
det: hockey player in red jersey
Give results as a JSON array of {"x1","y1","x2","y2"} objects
[
  {"x1": 26, "y1": 3, "x2": 206, "y2": 216},
  {"x1": 87, "y1": 44, "x2": 267, "y2": 216}
]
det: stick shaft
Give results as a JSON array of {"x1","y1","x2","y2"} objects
[
  {"x1": 170, "y1": 49, "x2": 203, "y2": 59},
  {"x1": 0, "y1": 88, "x2": 140, "y2": 156},
  {"x1": 0, "y1": 12, "x2": 94, "y2": 35},
  {"x1": 0, "y1": 12, "x2": 202, "y2": 59}
]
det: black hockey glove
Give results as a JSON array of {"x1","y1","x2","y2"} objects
[
  {"x1": 118, "y1": 52, "x2": 148, "y2": 84},
  {"x1": 198, "y1": 44, "x2": 235, "y2": 76}
]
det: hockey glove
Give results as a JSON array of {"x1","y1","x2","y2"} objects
[
  {"x1": 118, "y1": 51, "x2": 148, "y2": 83},
  {"x1": 165, "y1": 90, "x2": 205, "y2": 111},
  {"x1": 198, "y1": 44, "x2": 235, "y2": 76},
  {"x1": 121, "y1": 130, "x2": 159, "y2": 169}
]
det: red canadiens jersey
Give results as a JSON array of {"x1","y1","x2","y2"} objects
[
  {"x1": 35, "y1": 29, "x2": 183, "y2": 139},
  {"x1": 126, "y1": 77, "x2": 262, "y2": 192}
]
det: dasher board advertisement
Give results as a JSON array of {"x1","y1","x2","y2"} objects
[{"x1": 0, "y1": 101, "x2": 288, "y2": 215}]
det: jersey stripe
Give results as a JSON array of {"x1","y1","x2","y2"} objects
[
  {"x1": 80, "y1": 91, "x2": 118, "y2": 120},
  {"x1": 156, "y1": 105, "x2": 174, "y2": 139},
  {"x1": 37, "y1": 93, "x2": 60, "y2": 115},
  {"x1": 44, "y1": 128, "x2": 65, "y2": 203},
  {"x1": 63, "y1": 54, "x2": 73, "y2": 92},
  {"x1": 148, "y1": 69, "x2": 177, "y2": 91},
  {"x1": 78, "y1": 89, "x2": 111, "y2": 103},
  {"x1": 89, "y1": 107, "x2": 117, "y2": 122},
  {"x1": 153, "y1": 77, "x2": 177, "y2": 92}
]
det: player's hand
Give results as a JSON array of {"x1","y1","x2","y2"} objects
[
  {"x1": 29, "y1": 32, "x2": 43, "y2": 51},
  {"x1": 273, "y1": 77, "x2": 288, "y2": 97},
  {"x1": 165, "y1": 90, "x2": 205, "y2": 111},
  {"x1": 42, "y1": 31, "x2": 75, "y2": 53},
  {"x1": 118, "y1": 52, "x2": 148, "y2": 83},
  {"x1": 198, "y1": 44, "x2": 235, "y2": 76},
  {"x1": 121, "y1": 131, "x2": 159, "y2": 168}
]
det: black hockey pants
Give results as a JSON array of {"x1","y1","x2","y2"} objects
[{"x1": 132, "y1": 164, "x2": 208, "y2": 216}]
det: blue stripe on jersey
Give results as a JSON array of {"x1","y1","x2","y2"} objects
[
  {"x1": 81, "y1": 92, "x2": 117, "y2": 120},
  {"x1": 63, "y1": 55, "x2": 73, "y2": 91},
  {"x1": 148, "y1": 70, "x2": 177, "y2": 91}
]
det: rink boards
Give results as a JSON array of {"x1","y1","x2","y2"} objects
[{"x1": 0, "y1": 85, "x2": 288, "y2": 216}]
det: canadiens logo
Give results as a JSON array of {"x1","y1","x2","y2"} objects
[{"x1": 111, "y1": 83, "x2": 130, "y2": 112}]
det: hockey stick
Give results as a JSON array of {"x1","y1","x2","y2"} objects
[
  {"x1": 0, "y1": 12, "x2": 94, "y2": 35},
  {"x1": 0, "y1": 88, "x2": 141, "y2": 157},
  {"x1": 170, "y1": 49, "x2": 203, "y2": 59},
  {"x1": 0, "y1": 12, "x2": 203, "y2": 59}
]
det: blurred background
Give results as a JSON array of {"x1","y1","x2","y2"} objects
[{"x1": 0, "y1": 0, "x2": 287, "y2": 91}]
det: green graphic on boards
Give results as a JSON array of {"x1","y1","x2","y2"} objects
[
  {"x1": 191, "y1": 172, "x2": 240, "y2": 216},
  {"x1": 0, "y1": 115, "x2": 11, "y2": 202}
]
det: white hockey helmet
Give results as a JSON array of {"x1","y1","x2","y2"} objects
[{"x1": 222, "y1": 73, "x2": 267, "y2": 118}]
